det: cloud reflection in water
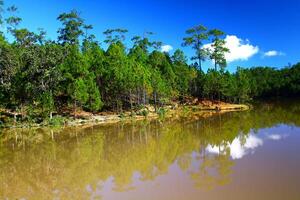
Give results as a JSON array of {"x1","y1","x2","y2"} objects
[
  {"x1": 206, "y1": 129, "x2": 291, "y2": 160},
  {"x1": 206, "y1": 134, "x2": 263, "y2": 159}
]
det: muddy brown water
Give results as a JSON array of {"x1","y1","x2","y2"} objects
[{"x1": 1, "y1": 100, "x2": 300, "y2": 200}]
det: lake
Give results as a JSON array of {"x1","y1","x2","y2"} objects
[{"x1": 1, "y1": 100, "x2": 300, "y2": 200}]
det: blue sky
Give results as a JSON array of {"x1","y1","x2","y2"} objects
[{"x1": 2, "y1": 0, "x2": 300, "y2": 71}]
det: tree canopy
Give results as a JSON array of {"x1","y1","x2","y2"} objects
[{"x1": 0, "y1": 1, "x2": 299, "y2": 123}]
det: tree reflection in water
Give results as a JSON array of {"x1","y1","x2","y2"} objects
[{"x1": 1, "y1": 100, "x2": 300, "y2": 199}]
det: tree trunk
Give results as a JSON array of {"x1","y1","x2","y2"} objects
[
  {"x1": 51, "y1": 130, "x2": 54, "y2": 141},
  {"x1": 143, "y1": 87, "x2": 146, "y2": 105},
  {"x1": 120, "y1": 99, "x2": 123, "y2": 113},
  {"x1": 21, "y1": 103, "x2": 24, "y2": 121},
  {"x1": 145, "y1": 90, "x2": 148, "y2": 104},
  {"x1": 129, "y1": 89, "x2": 133, "y2": 110},
  {"x1": 137, "y1": 88, "x2": 140, "y2": 105},
  {"x1": 116, "y1": 101, "x2": 118, "y2": 113},
  {"x1": 153, "y1": 91, "x2": 157, "y2": 112},
  {"x1": 74, "y1": 100, "x2": 77, "y2": 118}
]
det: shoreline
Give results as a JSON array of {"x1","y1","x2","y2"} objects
[{"x1": 0, "y1": 102, "x2": 250, "y2": 130}]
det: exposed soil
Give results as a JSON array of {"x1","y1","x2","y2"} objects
[{"x1": 0, "y1": 99, "x2": 249, "y2": 129}]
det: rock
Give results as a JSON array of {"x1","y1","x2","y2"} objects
[
  {"x1": 92, "y1": 116, "x2": 106, "y2": 121},
  {"x1": 145, "y1": 105, "x2": 155, "y2": 112},
  {"x1": 192, "y1": 98, "x2": 198, "y2": 104}
]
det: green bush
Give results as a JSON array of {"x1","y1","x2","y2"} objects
[
  {"x1": 157, "y1": 107, "x2": 166, "y2": 118},
  {"x1": 141, "y1": 109, "x2": 149, "y2": 117},
  {"x1": 119, "y1": 112, "x2": 126, "y2": 119},
  {"x1": 49, "y1": 116, "x2": 65, "y2": 126},
  {"x1": 182, "y1": 106, "x2": 190, "y2": 116},
  {"x1": 129, "y1": 111, "x2": 136, "y2": 118}
]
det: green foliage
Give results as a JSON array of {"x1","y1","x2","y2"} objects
[
  {"x1": 73, "y1": 78, "x2": 89, "y2": 105},
  {"x1": 0, "y1": 3, "x2": 299, "y2": 125},
  {"x1": 182, "y1": 25, "x2": 209, "y2": 71},
  {"x1": 48, "y1": 115, "x2": 65, "y2": 126},
  {"x1": 203, "y1": 69, "x2": 223, "y2": 100},
  {"x1": 57, "y1": 10, "x2": 84, "y2": 45},
  {"x1": 103, "y1": 28, "x2": 128, "y2": 44},
  {"x1": 157, "y1": 107, "x2": 167, "y2": 118},
  {"x1": 137, "y1": 107, "x2": 149, "y2": 117},
  {"x1": 141, "y1": 109, "x2": 149, "y2": 117},
  {"x1": 209, "y1": 29, "x2": 230, "y2": 70},
  {"x1": 182, "y1": 106, "x2": 190, "y2": 117},
  {"x1": 149, "y1": 51, "x2": 175, "y2": 95},
  {"x1": 129, "y1": 111, "x2": 136, "y2": 118},
  {"x1": 172, "y1": 50, "x2": 196, "y2": 98},
  {"x1": 39, "y1": 91, "x2": 55, "y2": 118},
  {"x1": 235, "y1": 67, "x2": 250, "y2": 103},
  {"x1": 85, "y1": 73, "x2": 103, "y2": 111},
  {"x1": 119, "y1": 112, "x2": 126, "y2": 119}
]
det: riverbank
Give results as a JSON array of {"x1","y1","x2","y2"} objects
[
  {"x1": 67, "y1": 102, "x2": 249, "y2": 126},
  {"x1": 0, "y1": 101, "x2": 249, "y2": 129}
]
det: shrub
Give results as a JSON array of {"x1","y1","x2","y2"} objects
[
  {"x1": 49, "y1": 116, "x2": 65, "y2": 126},
  {"x1": 119, "y1": 112, "x2": 126, "y2": 119},
  {"x1": 157, "y1": 107, "x2": 166, "y2": 118},
  {"x1": 141, "y1": 109, "x2": 149, "y2": 117}
]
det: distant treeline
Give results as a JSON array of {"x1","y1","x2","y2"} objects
[{"x1": 0, "y1": 1, "x2": 299, "y2": 118}]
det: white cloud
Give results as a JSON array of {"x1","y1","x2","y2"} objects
[
  {"x1": 263, "y1": 50, "x2": 285, "y2": 57},
  {"x1": 203, "y1": 35, "x2": 259, "y2": 63},
  {"x1": 161, "y1": 44, "x2": 173, "y2": 53}
]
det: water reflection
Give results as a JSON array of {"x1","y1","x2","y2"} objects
[
  {"x1": 268, "y1": 134, "x2": 288, "y2": 140},
  {"x1": 206, "y1": 133, "x2": 263, "y2": 159},
  {"x1": 1, "y1": 100, "x2": 300, "y2": 199}
]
